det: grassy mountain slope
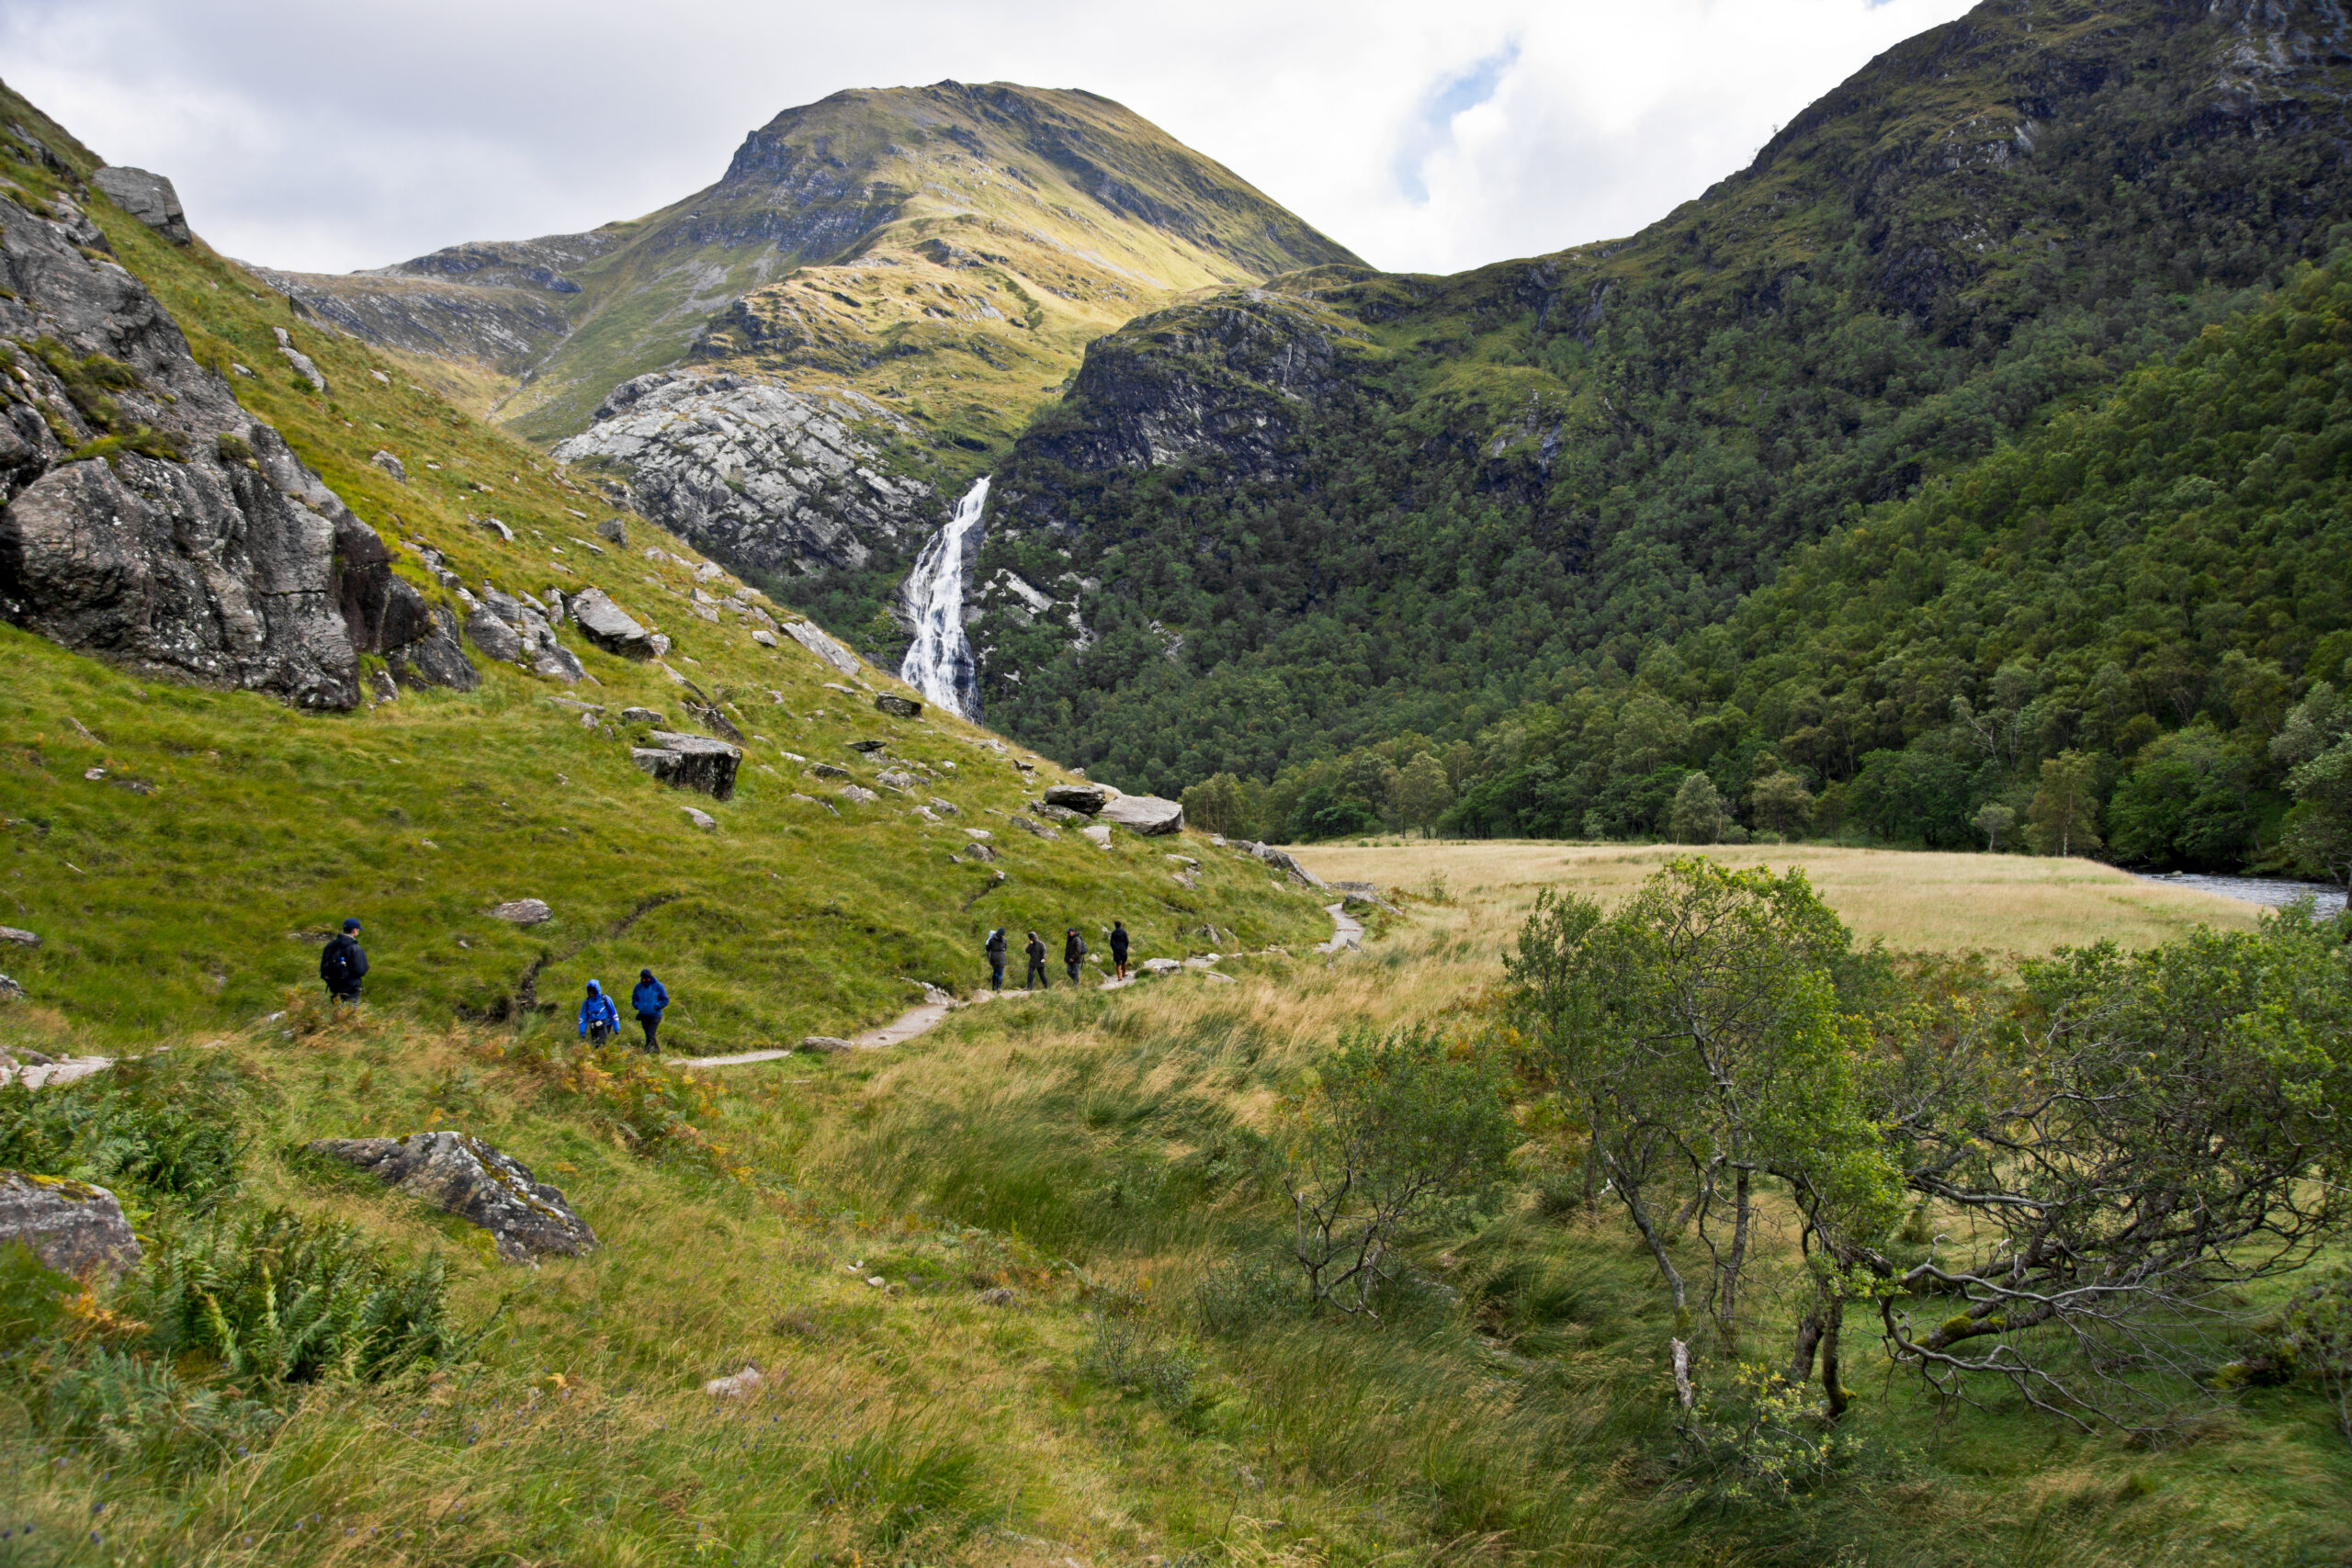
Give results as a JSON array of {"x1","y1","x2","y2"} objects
[
  {"x1": 270, "y1": 82, "x2": 1362, "y2": 453},
  {"x1": 973, "y1": 0, "x2": 2352, "y2": 797},
  {"x1": 0, "y1": 82, "x2": 1329, "y2": 1055}
]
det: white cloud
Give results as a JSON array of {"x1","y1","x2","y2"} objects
[{"x1": 0, "y1": 0, "x2": 1976, "y2": 276}]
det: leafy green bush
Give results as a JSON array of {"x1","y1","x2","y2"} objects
[
  {"x1": 133, "y1": 1209, "x2": 461, "y2": 1385},
  {"x1": 0, "y1": 1059, "x2": 241, "y2": 1203},
  {"x1": 37, "y1": 1348, "x2": 279, "y2": 1479}
]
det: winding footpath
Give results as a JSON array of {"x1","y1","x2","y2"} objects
[{"x1": 672, "y1": 903, "x2": 1364, "y2": 1069}]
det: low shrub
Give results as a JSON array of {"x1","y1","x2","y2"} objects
[
  {"x1": 0, "y1": 1057, "x2": 242, "y2": 1204},
  {"x1": 133, "y1": 1209, "x2": 462, "y2": 1385},
  {"x1": 38, "y1": 1348, "x2": 279, "y2": 1478}
]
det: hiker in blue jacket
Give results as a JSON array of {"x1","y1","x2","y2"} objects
[
  {"x1": 630, "y1": 968, "x2": 669, "y2": 1055},
  {"x1": 578, "y1": 979, "x2": 620, "y2": 1044}
]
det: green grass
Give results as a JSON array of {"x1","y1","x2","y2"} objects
[
  {"x1": 0, "y1": 927, "x2": 2343, "y2": 1567},
  {"x1": 0, "y1": 94, "x2": 1329, "y2": 1054}
]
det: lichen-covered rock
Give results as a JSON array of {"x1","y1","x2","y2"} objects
[
  {"x1": 783, "y1": 618, "x2": 862, "y2": 675},
  {"x1": 0, "y1": 1170, "x2": 141, "y2": 1277},
  {"x1": 0, "y1": 195, "x2": 469, "y2": 707},
  {"x1": 490, "y1": 898, "x2": 552, "y2": 925},
  {"x1": 567, "y1": 586, "x2": 654, "y2": 658},
  {"x1": 874, "y1": 694, "x2": 921, "y2": 717},
  {"x1": 1043, "y1": 783, "x2": 1111, "y2": 813},
  {"x1": 631, "y1": 731, "x2": 741, "y2": 799},
  {"x1": 307, "y1": 1130, "x2": 594, "y2": 1263},
  {"x1": 1100, "y1": 794, "x2": 1183, "y2": 836},
  {"x1": 90, "y1": 165, "x2": 190, "y2": 244}
]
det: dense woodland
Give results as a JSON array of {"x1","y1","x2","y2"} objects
[
  {"x1": 969, "y1": 5, "x2": 2352, "y2": 884},
  {"x1": 1182, "y1": 257, "x2": 2352, "y2": 889}
]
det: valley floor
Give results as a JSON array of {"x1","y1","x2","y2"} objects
[{"x1": 1, "y1": 850, "x2": 2346, "y2": 1568}]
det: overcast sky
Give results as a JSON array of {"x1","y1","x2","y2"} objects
[{"x1": 3, "y1": 0, "x2": 1976, "y2": 277}]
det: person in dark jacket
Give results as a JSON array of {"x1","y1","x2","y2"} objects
[
  {"x1": 320, "y1": 919, "x2": 368, "y2": 1002},
  {"x1": 578, "y1": 979, "x2": 620, "y2": 1043},
  {"x1": 1063, "y1": 928, "x2": 1088, "y2": 984},
  {"x1": 1110, "y1": 920, "x2": 1130, "y2": 981},
  {"x1": 630, "y1": 968, "x2": 669, "y2": 1055},
  {"x1": 985, "y1": 928, "x2": 1008, "y2": 991},
  {"x1": 1023, "y1": 931, "x2": 1048, "y2": 989}
]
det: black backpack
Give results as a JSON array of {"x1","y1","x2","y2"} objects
[{"x1": 321, "y1": 938, "x2": 354, "y2": 987}]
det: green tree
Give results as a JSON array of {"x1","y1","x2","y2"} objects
[
  {"x1": 1749, "y1": 767, "x2": 1815, "y2": 838},
  {"x1": 1509, "y1": 861, "x2": 1900, "y2": 1414},
  {"x1": 1179, "y1": 772, "x2": 1253, "y2": 838},
  {"x1": 2028, "y1": 750, "x2": 2104, "y2": 859},
  {"x1": 1668, "y1": 771, "x2": 1724, "y2": 844},
  {"x1": 1391, "y1": 751, "x2": 1452, "y2": 839},
  {"x1": 2283, "y1": 743, "x2": 2352, "y2": 892},
  {"x1": 1276, "y1": 1028, "x2": 1511, "y2": 1322},
  {"x1": 1971, "y1": 802, "x2": 2017, "y2": 852}
]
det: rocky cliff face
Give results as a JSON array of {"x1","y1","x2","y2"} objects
[
  {"x1": 0, "y1": 163, "x2": 471, "y2": 707},
  {"x1": 549, "y1": 370, "x2": 937, "y2": 579}
]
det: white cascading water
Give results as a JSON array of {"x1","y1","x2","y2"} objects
[{"x1": 898, "y1": 475, "x2": 990, "y2": 719}]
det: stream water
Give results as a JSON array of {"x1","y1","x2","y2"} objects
[
  {"x1": 898, "y1": 475, "x2": 989, "y2": 719},
  {"x1": 2132, "y1": 871, "x2": 2347, "y2": 918}
]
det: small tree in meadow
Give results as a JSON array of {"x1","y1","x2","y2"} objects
[
  {"x1": 1668, "y1": 772, "x2": 1724, "y2": 844},
  {"x1": 1277, "y1": 1028, "x2": 1512, "y2": 1322}
]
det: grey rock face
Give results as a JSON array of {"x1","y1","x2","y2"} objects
[
  {"x1": 273, "y1": 327, "x2": 326, "y2": 394},
  {"x1": 683, "y1": 806, "x2": 717, "y2": 830},
  {"x1": 1101, "y1": 794, "x2": 1183, "y2": 835},
  {"x1": 550, "y1": 371, "x2": 935, "y2": 578},
  {"x1": 1234, "y1": 839, "x2": 1327, "y2": 888},
  {"x1": 620, "y1": 705, "x2": 663, "y2": 724},
  {"x1": 566, "y1": 586, "x2": 653, "y2": 658},
  {"x1": 490, "y1": 898, "x2": 552, "y2": 925},
  {"x1": 308, "y1": 1131, "x2": 595, "y2": 1264},
  {"x1": 0, "y1": 927, "x2": 38, "y2": 947},
  {"x1": 90, "y1": 166, "x2": 190, "y2": 244},
  {"x1": 1043, "y1": 784, "x2": 1111, "y2": 814},
  {"x1": 874, "y1": 693, "x2": 921, "y2": 718},
  {"x1": 369, "y1": 448, "x2": 407, "y2": 481},
  {"x1": 465, "y1": 604, "x2": 526, "y2": 664},
  {"x1": 0, "y1": 1171, "x2": 141, "y2": 1277},
  {"x1": 837, "y1": 784, "x2": 879, "y2": 805},
  {"x1": 0, "y1": 186, "x2": 469, "y2": 708},
  {"x1": 631, "y1": 731, "x2": 741, "y2": 799},
  {"x1": 594, "y1": 516, "x2": 627, "y2": 546},
  {"x1": 783, "y1": 617, "x2": 861, "y2": 675}
]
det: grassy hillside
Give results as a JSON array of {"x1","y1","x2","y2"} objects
[
  {"x1": 974, "y1": 0, "x2": 2352, "y2": 804},
  {"x1": 0, "y1": 871, "x2": 2343, "y2": 1565},
  {"x1": 0, "y1": 84, "x2": 1329, "y2": 1055}
]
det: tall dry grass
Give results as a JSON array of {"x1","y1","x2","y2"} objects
[{"x1": 1295, "y1": 840, "x2": 2262, "y2": 955}]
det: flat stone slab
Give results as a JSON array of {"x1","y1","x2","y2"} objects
[
  {"x1": 1043, "y1": 783, "x2": 1111, "y2": 813},
  {"x1": 309, "y1": 1130, "x2": 595, "y2": 1264},
  {"x1": 0, "y1": 1170, "x2": 140, "y2": 1277},
  {"x1": 1101, "y1": 794, "x2": 1184, "y2": 835},
  {"x1": 568, "y1": 587, "x2": 655, "y2": 658},
  {"x1": 490, "y1": 898, "x2": 552, "y2": 925}
]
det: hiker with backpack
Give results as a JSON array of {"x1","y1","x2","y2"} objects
[
  {"x1": 1063, "y1": 927, "x2": 1088, "y2": 984},
  {"x1": 1024, "y1": 931, "x2": 1049, "y2": 989},
  {"x1": 320, "y1": 919, "x2": 368, "y2": 1002},
  {"x1": 1110, "y1": 920, "x2": 1130, "y2": 981},
  {"x1": 578, "y1": 979, "x2": 620, "y2": 1044},
  {"x1": 630, "y1": 968, "x2": 669, "y2": 1055},
  {"x1": 986, "y1": 928, "x2": 1008, "y2": 991}
]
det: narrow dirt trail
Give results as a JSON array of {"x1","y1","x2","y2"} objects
[{"x1": 673, "y1": 904, "x2": 1361, "y2": 1068}]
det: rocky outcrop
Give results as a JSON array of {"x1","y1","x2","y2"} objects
[
  {"x1": 1044, "y1": 783, "x2": 1112, "y2": 813},
  {"x1": 1234, "y1": 839, "x2": 1327, "y2": 888},
  {"x1": 0, "y1": 1171, "x2": 141, "y2": 1277},
  {"x1": 307, "y1": 1131, "x2": 595, "y2": 1264},
  {"x1": 874, "y1": 694, "x2": 920, "y2": 717},
  {"x1": 566, "y1": 586, "x2": 654, "y2": 658},
  {"x1": 784, "y1": 616, "x2": 862, "y2": 675},
  {"x1": 1101, "y1": 794, "x2": 1183, "y2": 835},
  {"x1": 0, "y1": 179, "x2": 472, "y2": 708},
  {"x1": 90, "y1": 166, "x2": 188, "y2": 244},
  {"x1": 458, "y1": 585, "x2": 582, "y2": 682},
  {"x1": 631, "y1": 730, "x2": 741, "y2": 799},
  {"x1": 551, "y1": 371, "x2": 934, "y2": 577}
]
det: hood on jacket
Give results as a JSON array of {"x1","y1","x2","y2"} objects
[{"x1": 586, "y1": 980, "x2": 603, "y2": 997}]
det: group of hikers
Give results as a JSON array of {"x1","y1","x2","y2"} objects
[
  {"x1": 320, "y1": 919, "x2": 672, "y2": 1055},
  {"x1": 984, "y1": 920, "x2": 1130, "y2": 990},
  {"x1": 322, "y1": 911, "x2": 1148, "y2": 1049}
]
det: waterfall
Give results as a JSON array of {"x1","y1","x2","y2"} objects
[{"x1": 898, "y1": 475, "x2": 989, "y2": 719}]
